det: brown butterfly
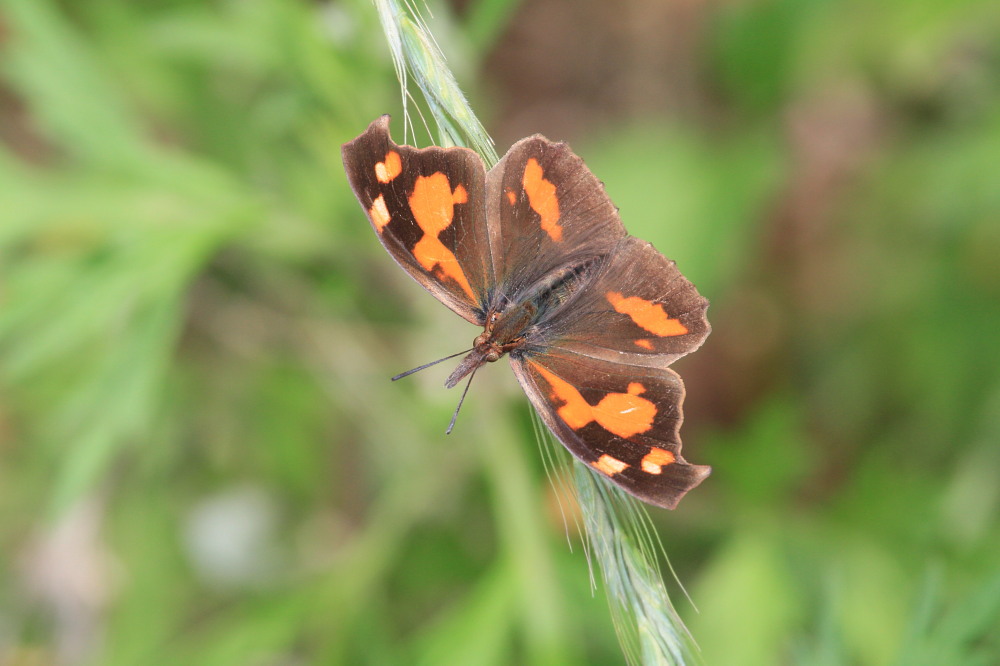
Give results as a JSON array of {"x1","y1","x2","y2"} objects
[{"x1": 342, "y1": 116, "x2": 711, "y2": 509}]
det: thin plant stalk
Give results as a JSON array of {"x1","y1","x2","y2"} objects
[{"x1": 367, "y1": 2, "x2": 700, "y2": 663}]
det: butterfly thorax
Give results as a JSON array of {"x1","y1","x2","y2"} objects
[{"x1": 444, "y1": 256, "x2": 605, "y2": 389}]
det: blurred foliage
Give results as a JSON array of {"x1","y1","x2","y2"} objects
[{"x1": 0, "y1": 0, "x2": 998, "y2": 665}]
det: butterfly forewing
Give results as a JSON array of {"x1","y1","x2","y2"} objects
[
  {"x1": 484, "y1": 137, "x2": 626, "y2": 299},
  {"x1": 512, "y1": 349, "x2": 710, "y2": 509},
  {"x1": 342, "y1": 116, "x2": 492, "y2": 324}
]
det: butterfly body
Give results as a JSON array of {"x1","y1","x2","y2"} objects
[
  {"x1": 446, "y1": 253, "x2": 605, "y2": 388},
  {"x1": 343, "y1": 116, "x2": 712, "y2": 509}
]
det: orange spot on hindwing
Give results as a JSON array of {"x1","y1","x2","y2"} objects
[
  {"x1": 375, "y1": 151, "x2": 402, "y2": 183},
  {"x1": 408, "y1": 173, "x2": 475, "y2": 299},
  {"x1": 370, "y1": 195, "x2": 391, "y2": 231},
  {"x1": 634, "y1": 339, "x2": 654, "y2": 350},
  {"x1": 641, "y1": 447, "x2": 675, "y2": 474},
  {"x1": 592, "y1": 454, "x2": 628, "y2": 477},
  {"x1": 522, "y1": 158, "x2": 562, "y2": 241},
  {"x1": 505, "y1": 188, "x2": 517, "y2": 205},
  {"x1": 531, "y1": 363, "x2": 656, "y2": 439},
  {"x1": 606, "y1": 292, "x2": 688, "y2": 336}
]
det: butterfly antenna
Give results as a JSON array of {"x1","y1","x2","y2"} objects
[
  {"x1": 392, "y1": 348, "x2": 473, "y2": 381},
  {"x1": 446, "y1": 366, "x2": 478, "y2": 435}
]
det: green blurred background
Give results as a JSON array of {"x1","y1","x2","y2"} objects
[{"x1": 1, "y1": 0, "x2": 999, "y2": 664}]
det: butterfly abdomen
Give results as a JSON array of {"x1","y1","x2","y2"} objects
[{"x1": 518, "y1": 255, "x2": 607, "y2": 321}]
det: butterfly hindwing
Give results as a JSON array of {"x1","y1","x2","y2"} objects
[
  {"x1": 536, "y1": 236, "x2": 711, "y2": 367},
  {"x1": 342, "y1": 116, "x2": 492, "y2": 324},
  {"x1": 512, "y1": 348, "x2": 710, "y2": 509}
]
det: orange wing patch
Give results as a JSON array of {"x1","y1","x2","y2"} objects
[
  {"x1": 634, "y1": 339, "x2": 654, "y2": 350},
  {"x1": 375, "y1": 150, "x2": 402, "y2": 183},
  {"x1": 409, "y1": 173, "x2": 476, "y2": 299},
  {"x1": 606, "y1": 292, "x2": 688, "y2": 337},
  {"x1": 641, "y1": 447, "x2": 676, "y2": 474},
  {"x1": 370, "y1": 195, "x2": 391, "y2": 231},
  {"x1": 531, "y1": 363, "x2": 656, "y2": 439},
  {"x1": 505, "y1": 187, "x2": 517, "y2": 205},
  {"x1": 592, "y1": 454, "x2": 629, "y2": 477},
  {"x1": 522, "y1": 158, "x2": 562, "y2": 241}
]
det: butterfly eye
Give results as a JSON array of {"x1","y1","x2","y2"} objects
[{"x1": 485, "y1": 349, "x2": 501, "y2": 362}]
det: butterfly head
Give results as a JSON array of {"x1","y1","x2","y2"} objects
[
  {"x1": 444, "y1": 305, "x2": 531, "y2": 389},
  {"x1": 473, "y1": 332, "x2": 503, "y2": 363},
  {"x1": 444, "y1": 335, "x2": 501, "y2": 390}
]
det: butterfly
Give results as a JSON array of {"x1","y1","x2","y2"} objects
[{"x1": 342, "y1": 116, "x2": 711, "y2": 509}]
